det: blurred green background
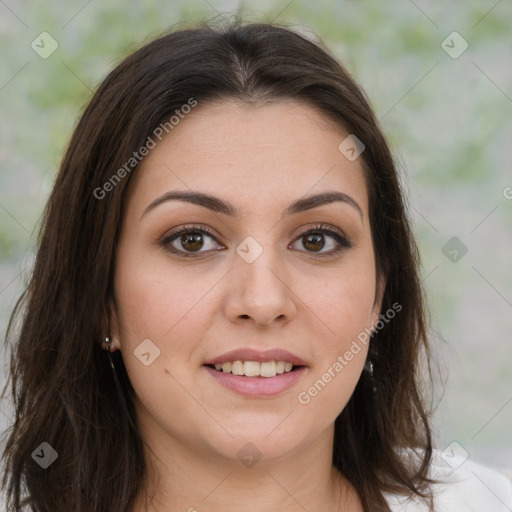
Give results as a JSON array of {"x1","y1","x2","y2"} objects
[{"x1": 1, "y1": 0, "x2": 511, "y2": 476}]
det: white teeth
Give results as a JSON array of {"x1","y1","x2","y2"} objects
[
  {"x1": 260, "y1": 361, "x2": 276, "y2": 377},
  {"x1": 231, "y1": 360, "x2": 244, "y2": 376},
  {"x1": 244, "y1": 361, "x2": 261, "y2": 377},
  {"x1": 211, "y1": 360, "x2": 296, "y2": 377}
]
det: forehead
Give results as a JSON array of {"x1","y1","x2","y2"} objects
[{"x1": 125, "y1": 99, "x2": 369, "y2": 218}]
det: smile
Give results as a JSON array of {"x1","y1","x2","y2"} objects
[
  {"x1": 206, "y1": 360, "x2": 297, "y2": 378},
  {"x1": 202, "y1": 348, "x2": 307, "y2": 397}
]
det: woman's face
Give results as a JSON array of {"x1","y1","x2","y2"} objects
[{"x1": 109, "y1": 99, "x2": 384, "y2": 466}]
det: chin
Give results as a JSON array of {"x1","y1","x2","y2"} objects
[{"x1": 198, "y1": 421, "x2": 312, "y2": 467}]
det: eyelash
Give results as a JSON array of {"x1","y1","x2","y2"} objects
[{"x1": 159, "y1": 223, "x2": 353, "y2": 258}]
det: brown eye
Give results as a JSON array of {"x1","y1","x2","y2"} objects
[
  {"x1": 160, "y1": 226, "x2": 224, "y2": 256},
  {"x1": 179, "y1": 232, "x2": 204, "y2": 252},
  {"x1": 302, "y1": 232, "x2": 325, "y2": 252},
  {"x1": 290, "y1": 225, "x2": 353, "y2": 256}
]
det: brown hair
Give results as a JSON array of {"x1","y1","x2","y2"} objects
[{"x1": 1, "y1": 19, "x2": 436, "y2": 511}]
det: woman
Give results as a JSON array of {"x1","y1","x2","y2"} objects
[{"x1": 1, "y1": 20, "x2": 511, "y2": 512}]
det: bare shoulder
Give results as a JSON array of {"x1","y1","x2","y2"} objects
[{"x1": 384, "y1": 449, "x2": 512, "y2": 512}]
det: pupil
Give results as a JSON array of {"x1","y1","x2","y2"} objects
[
  {"x1": 182, "y1": 233, "x2": 203, "y2": 251},
  {"x1": 304, "y1": 233, "x2": 324, "y2": 251}
]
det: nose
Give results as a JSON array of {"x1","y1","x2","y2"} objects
[{"x1": 224, "y1": 245, "x2": 298, "y2": 328}]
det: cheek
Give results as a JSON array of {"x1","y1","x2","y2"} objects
[
  {"x1": 113, "y1": 249, "x2": 223, "y2": 354},
  {"x1": 112, "y1": 254, "x2": 212, "y2": 415},
  {"x1": 295, "y1": 269, "x2": 373, "y2": 417},
  {"x1": 304, "y1": 258, "x2": 377, "y2": 349},
  {"x1": 294, "y1": 252, "x2": 375, "y2": 411}
]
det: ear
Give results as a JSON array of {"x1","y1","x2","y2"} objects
[{"x1": 370, "y1": 273, "x2": 386, "y2": 330}]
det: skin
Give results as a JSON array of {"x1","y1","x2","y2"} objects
[{"x1": 107, "y1": 98, "x2": 385, "y2": 511}]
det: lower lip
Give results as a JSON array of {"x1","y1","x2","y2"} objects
[{"x1": 203, "y1": 366, "x2": 306, "y2": 397}]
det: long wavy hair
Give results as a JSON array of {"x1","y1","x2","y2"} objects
[{"x1": 1, "y1": 19, "x2": 436, "y2": 512}]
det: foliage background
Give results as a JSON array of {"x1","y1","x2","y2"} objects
[{"x1": 1, "y1": 0, "x2": 511, "y2": 479}]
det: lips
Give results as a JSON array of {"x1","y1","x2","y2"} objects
[{"x1": 202, "y1": 348, "x2": 307, "y2": 396}]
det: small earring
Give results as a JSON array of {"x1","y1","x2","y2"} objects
[
  {"x1": 364, "y1": 359, "x2": 377, "y2": 393},
  {"x1": 104, "y1": 335, "x2": 116, "y2": 371},
  {"x1": 104, "y1": 335, "x2": 116, "y2": 352}
]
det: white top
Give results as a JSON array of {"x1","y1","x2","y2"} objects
[{"x1": 385, "y1": 450, "x2": 512, "y2": 511}]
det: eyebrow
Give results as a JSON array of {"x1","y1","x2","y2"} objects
[{"x1": 141, "y1": 190, "x2": 363, "y2": 222}]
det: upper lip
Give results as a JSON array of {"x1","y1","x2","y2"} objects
[{"x1": 204, "y1": 348, "x2": 307, "y2": 366}]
